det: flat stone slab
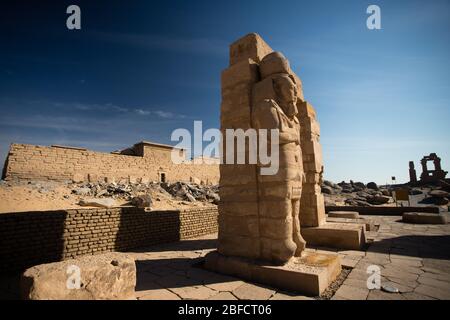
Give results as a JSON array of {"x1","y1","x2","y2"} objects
[
  {"x1": 301, "y1": 222, "x2": 366, "y2": 250},
  {"x1": 204, "y1": 251, "x2": 341, "y2": 296},
  {"x1": 402, "y1": 212, "x2": 447, "y2": 225},
  {"x1": 326, "y1": 216, "x2": 377, "y2": 231},
  {"x1": 328, "y1": 211, "x2": 360, "y2": 219}
]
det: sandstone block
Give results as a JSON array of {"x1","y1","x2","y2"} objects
[
  {"x1": 221, "y1": 59, "x2": 259, "y2": 91},
  {"x1": 302, "y1": 222, "x2": 366, "y2": 250},
  {"x1": 229, "y1": 33, "x2": 273, "y2": 66},
  {"x1": 204, "y1": 251, "x2": 341, "y2": 296},
  {"x1": 402, "y1": 212, "x2": 447, "y2": 225},
  {"x1": 328, "y1": 211, "x2": 360, "y2": 219},
  {"x1": 21, "y1": 253, "x2": 136, "y2": 300}
]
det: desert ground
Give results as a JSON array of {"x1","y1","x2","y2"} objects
[{"x1": 0, "y1": 179, "x2": 446, "y2": 214}]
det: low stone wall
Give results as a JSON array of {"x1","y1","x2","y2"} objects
[
  {"x1": 0, "y1": 207, "x2": 218, "y2": 273},
  {"x1": 325, "y1": 206, "x2": 439, "y2": 216}
]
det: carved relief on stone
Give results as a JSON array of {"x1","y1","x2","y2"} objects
[{"x1": 252, "y1": 52, "x2": 306, "y2": 264}]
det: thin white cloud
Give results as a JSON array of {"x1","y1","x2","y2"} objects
[
  {"x1": 135, "y1": 109, "x2": 151, "y2": 116},
  {"x1": 93, "y1": 31, "x2": 228, "y2": 57}
]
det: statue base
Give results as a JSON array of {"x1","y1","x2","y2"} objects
[
  {"x1": 204, "y1": 250, "x2": 342, "y2": 296},
  {"x1": 326, "y1": 216, "x2": 378, "y2": 232},
  {"x1": 301, "y1": 222, "x2": 366, "y2": 250}
]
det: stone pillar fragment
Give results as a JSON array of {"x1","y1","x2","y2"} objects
[
  {"x1": 409, "y1": 161, "x2": 417, "y2": 183},
  {"x1": 218, "y1": 34, "x2": 272, "y2": 260},
  {"x1": 297, "y1": 101, "x2": 326, "y2": 227}
]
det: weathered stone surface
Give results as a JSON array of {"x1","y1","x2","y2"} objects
[
  {"x1": 78, "y1": 198, "x2": 116, "y2": 208},
  {"x1": 328, "y1": 211, "x2": 360, "y2": 219},
  {"x1": 232, "y1": 283, "x2": 275, "y2": 300},
  {"x1": 333, "y1": 284, "x2": 369, "y2": 300},
  {"x1": 131, "y1": 195, "x2": 153, "y2": 208},
  {"x1": 367, "y1": 289, "x2": 404, "y2": 300},
  {"x1": 429, "y1": 190, "x2": 449, "y2": 198},
  {"x1": 302, "y1": 222, "x2": 366, "y2": 250},
  {"x1": 367, "y1": 195, "x2": 390, "y2": 205},
  {"x1": 402, "y1": 212, "x2": 447, "y2": 225},
  {"x1": 229, "y1": 33, "x2": 273, "y2": 66},
  {"x1": 137, "y1": 288, "x2": 181, "y2": 300},
  {"x1": 204, "y1": 251, "x2": 341, "y2": 296},
  {"x1": 208, "y1": 292, "x2": 238, "y2": 300},
  {"x1": 269, "y1": 292, "x2": 314, "y2": 300},
  {"x1": 366, "y1": 182, "x2": 379, "y2": 190},
  {"x1": 414, "y1": 284, "x2": 450, "y2": 300},
  {"x1": 171, "y1": 285, "x2": 217, "y2": 300},
  {"x1": 21, "y1": 253, "x2": 136, "y2": 300},
  {"x1": 251, "y1": 53, "x2": 305, "y2": 263}
]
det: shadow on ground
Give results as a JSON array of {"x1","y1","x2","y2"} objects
[
  {"x1": 367, "y1": 235, "x2": 450, "y2": 260},
  {"x1": 130, "y1": 238, "x2": 217, "y2": 253}
]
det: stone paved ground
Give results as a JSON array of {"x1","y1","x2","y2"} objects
[
  {"x1": 1, "y1": 214, "x2": 449, "y2": 300},
  {"x1": 130, "y1": 214, "x2": 450, "y2": 300}
]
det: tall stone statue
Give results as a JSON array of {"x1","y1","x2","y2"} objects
[
  {"x1": 206, "y1": 33, "x2": 352, "y2": 296},
  {"x1": 252, "y1": 52, "x2": 306, "y2": 263}
]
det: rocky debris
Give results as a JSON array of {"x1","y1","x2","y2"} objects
[
  {"x1": 366, "y1": 195, "x2": 390, "y2": 205},
  {"x1": 72, "y1": 187, "x2": 91, "y2": 196},
  {"x1": 323, "y1": 180, "x2": 340, "y2": 189},
  {"x1": 367, "y1": 182, "x2": 379, "y2": 190},
  {"x1": 420, "y1": 197, "x2": 449, "y2": 206},
  {"x1": 419, "y1": 189, "x2": 450, "y2": 206},
  {"x1": 79, "y1": 198, "x2": 116, "y2": 208},
  {"x1": 409, "y1": 189, "x2": 423, "y2": 195},
  {"x1": 325, "y1": 180, "x2": 393, "y2": 207},
  {"x1": 345, "y1": 199, "x2": 371, "y2": 207},
  {"x1": 69, "y1": 181, "x2": 220, "y2": 207},
  {"x1": 352, "y1": 182, "x2": 366, "y2": 191},
  {"x1": 130, "y1": 195, "x2": 153, "y2": 208},
  {"x1": 321, "y1": 186, "x2": 333, "y2": 195},
  {"x1": 21, "y1": 252, "x2": 136, "y2": 300},
  {"x1": 429, "y1": 189, "x2": 449, "y2": 198},
  {"x1": 161, "y1": 181, "x2": 219, "y2": 204}
]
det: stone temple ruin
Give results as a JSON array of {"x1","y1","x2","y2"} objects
[
  {"x1": 204, "y1": 33, "x2": 367, "y2": 295},
  {"x1": 2, "y1": 140, "x2": 219, "y2": 185},
  {"x1": 409, "y1": 153, "x2": 448, "y2": 184}
]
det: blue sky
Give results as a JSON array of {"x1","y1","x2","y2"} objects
[{"x1": 0, "y1": 0, "x2": 449, "y2": 184}]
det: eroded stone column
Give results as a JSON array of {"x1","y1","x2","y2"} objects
[
  {"x1": 218, "y1": 34, "x2": 272, "y2": 260},
  {"x1": 298, "y1": 101, "x2": 326, "y2": 227}
]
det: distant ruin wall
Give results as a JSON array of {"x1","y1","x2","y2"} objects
[
  {"x1": 0, "y1": 206, "x2": 218, "y2": 273},
  {"x1": 3, "y1": 143, "x2": 219, "y2": 184}
]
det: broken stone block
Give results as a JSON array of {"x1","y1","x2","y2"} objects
[
  {"x1": 402, "y1": 212, "x2": 447, "y2": 225},
  {"x1": 78, "y1": 198, "x2": 116, "y2": 208},
  {"x1": 21, "y1": 253, "x2": 136, "y2": 300},
  {"x1": 367, "y1": 182, "x2": 379, "y2": 190},
  {"x1": 328, "y1": 211, "x2": 360, "y2": 219},
  {"x1": 301, "y1": 222, "x2": 366, "y2": 250},
  {"x1": 131, "y1": 195, "x2": 153, "y2": 208}
]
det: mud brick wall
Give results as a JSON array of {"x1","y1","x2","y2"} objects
[
  {"x1": 3, "y1": 143, "x2": 219, "y2": 184},
  {"x1": 0, "y1": 207, "x2": 218, "y2": 273}
]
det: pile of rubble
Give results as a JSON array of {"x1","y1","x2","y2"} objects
[
  {"x1": 420, "y1": 189, "x2": 449, "y2": 206},
  {"x1": 321, "y1": 180, "x2": 393, "y2": 206},
  {"x1": 161, "y1": 182, "x2": 220, "y2": 204},
  {"x1": 72, "y1": 181, "x2": 220, "y2": 208}
]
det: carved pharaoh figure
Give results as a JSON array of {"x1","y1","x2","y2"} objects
[{"x1": 252, "y1": 52, "x2": 306, "y2": 264}]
